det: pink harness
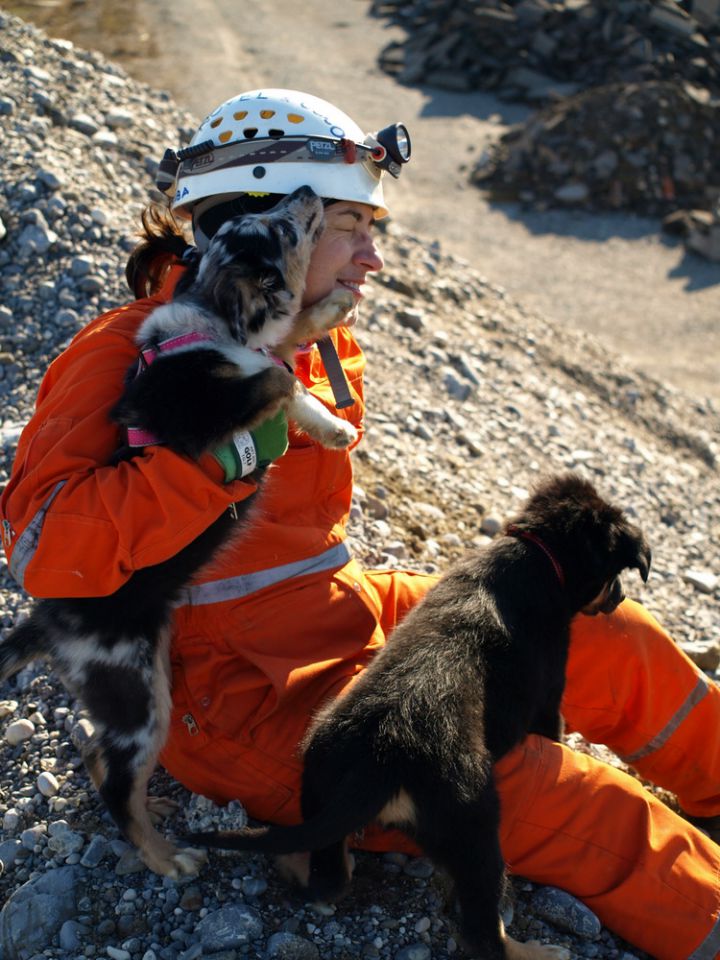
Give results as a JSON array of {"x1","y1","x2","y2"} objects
[
  {"x1": 124, "y1": 331, "x2": 290, "y2": 448},
  {"x1": 126, "y1": 331, "x2": 215, "y2": 447}
]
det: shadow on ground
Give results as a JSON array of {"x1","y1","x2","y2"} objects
[{"x1": 417, "y1": 85, "x2": 532, "y2": 127}]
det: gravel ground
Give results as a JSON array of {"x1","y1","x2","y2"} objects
[{"x1": 1, "y1": 11, "x2": 719, "y2": 960}]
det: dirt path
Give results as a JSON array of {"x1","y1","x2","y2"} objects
[{"x1": 12, "y1": 0, "x2": 720, "y2": 400}]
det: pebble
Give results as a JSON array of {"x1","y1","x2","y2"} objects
[
  {"x1": 80, "y1": 834, "x2": 110, "y2": 868},
  {"x1": 106, "y1": 947, "x2": 132, "y2": 960},
  {"x1": 403, "y1": 858, "x2": 435, "y2": 879},
  {"x1": 20, "y1": 823, "x2": 46, "y2": 850},
  {"x1": 530, "y1": 886, "x2": 603, "y2": 940},
  {"x1": 5, "y1": 718, "x2": 35, "y2": 745},
  {"x1": 195, "y1": 905, "x2": 263, "y2": 950},
  {"x1": 37, "y1": 770, "x2": 60, "y2": 796},
  {"x1": 47, "y1": 826, "x2": 85, "y2": 857},
  {"x1": 683, "y1": 569, "x2": 718, "y2": 594},
  {"x1": 59, "y1": 918, "x2": 85, "y2": 951},
  {"x1": 70, "y1": 717, "x2": 96, "y2": 748},
  {"x1": 0, "y1": 839, "x2": 22, "y2": 869},
  {"x1": 266, "y1": 932, "x2": 320, "y2": 959},
  {"x1": 241, "y1": 875, "x2": 267, "y2": 897},
  {"x1": 0, "y1": 865, "x2": 78, "y2": 959},
  {"x1": 179, "y1": 885, "x2": 203, "y2": 911},
  {"x1": 2, "y1": 809, "x2": 21, "y2": 832},
  {"x1": 480, "y1": 515, "x2": 503, "y2": 536},
  {"x1": 395, "y1": 944, "x2": 431, "y2": 960}
]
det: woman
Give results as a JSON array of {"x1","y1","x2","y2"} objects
[{"x1": 2, "y1": 89, "x2": 719, "y2": 960}]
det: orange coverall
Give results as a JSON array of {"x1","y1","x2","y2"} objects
[{"x1": 2, "y1": 264, "x2": 720, "y2": 960}]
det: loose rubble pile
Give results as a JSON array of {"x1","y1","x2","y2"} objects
[
  {"x1": 471, "y1": 80, "x2": 719, "y2": 216},
  {"x1": 0, "y1": 10, "x2": 719, "y2": 960},
  {"x1": 370, "y1": 0, "x2": 720, "y2": 257},
  {"x1": 371, "y1": 0, "x2": 720, "y2": 100}
]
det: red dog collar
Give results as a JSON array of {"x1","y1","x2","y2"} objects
[{"x1": 505, "y1": 524, "x2": 565, "y2": 587}]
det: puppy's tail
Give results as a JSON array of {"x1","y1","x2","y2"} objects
[
  {"x1": 186, "y1": 774, "x2": 391, "y2": 855},
  {"x1": 0, "y1": 612, "x2": 49, "y2": 682}
]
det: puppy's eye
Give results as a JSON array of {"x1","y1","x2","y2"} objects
[
  {"x1": 275, "y1": 220, "x2": 298, "y2": 245},
  {"x1": 259, "y1": 270, "x2": 284, "y2": 293}
]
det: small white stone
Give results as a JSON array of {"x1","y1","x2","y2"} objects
[
  {"x1": 37, "y1": 771, "x2": 60, "y2": 797},
  {"x1": 90, "y1": 207, "x2": 110, "y2": 226},
  {"x1": 5, "y1": 718, "x2": 35, "y2": 745},
  {"x1": 0, "y1": 701, "x2": 19, "y2": 720},
  {"x1": 70, "y1": 717, "x2": 95, "y2": 748},
  {"x1": 3, "y1": 809, "x2": 20, "y2": 832},
  {"x1": 106, "y1": 947, "x2": 132, "y2": 960},
  {"x1": 684, "y1": 570, "x2": 718, "y2": 594}
]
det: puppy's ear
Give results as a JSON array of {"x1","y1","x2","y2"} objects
[
  {"x1": 621, "y1": 524, "x2": 652, "y2": 582},
  {"x1": 209, "y1": 266, "x2": 250, "y2": 344}
]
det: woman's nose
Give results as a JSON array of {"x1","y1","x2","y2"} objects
[{"x1": 355, "y1": 236, "x2": 384, "y2": 273}]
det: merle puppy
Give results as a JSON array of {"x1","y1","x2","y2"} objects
[
  {"x1": 0, "y1": 186, "x2": 356, "y2": 878},
  {"x1": 188, "y1": 474, "x2": 651, "y2": 960}
]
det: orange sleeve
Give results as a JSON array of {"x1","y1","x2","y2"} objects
[{"x1": 0, "y1": 293, "x2": 257, "y2": 599}]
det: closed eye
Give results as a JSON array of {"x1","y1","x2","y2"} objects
[
  {"x1": 274, "y1": 219, "x2": 298, "y2": 246},
  {"x1": 259, "y1": 270, "x2": 284, "y2": 293}
]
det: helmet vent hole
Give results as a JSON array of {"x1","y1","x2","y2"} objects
[
  {"x1": 233, "y1": 111, "x2": 248, "y2": 121},
  {"x1": 210, "y1": 118, "x2": 222, "y2": 128},
  {"x1": 218, "y1": 131, "x2": 232, "y2": 144},
  {"x1": 287, "y1": 113, "x2": 304, "y2": 124},
  {"x1": 268, "y1": 128, "x2": 285, "y2": 139},
  {"x1": 260, "y1": 110, "x2": 276, "y2": 119},
  {"x1": 244, "y1": 127, "x2": 259, "y2": 139}
]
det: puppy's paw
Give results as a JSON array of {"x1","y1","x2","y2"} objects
[
  {"x1": 506, "y1": 938, "x2": 570, "y2": 960},
  {"x1": 298, "y1": 289, "x2": 355, "y2": 338},
  {"x1": 172, "y1": 846, "x2": 208, "y2": 877},
  {"x1": 316, "y1": 419, "x2": 358, "y2": 450},
  {"x1": 158, "y1": 846, "x2": 208, "y2": 879}
]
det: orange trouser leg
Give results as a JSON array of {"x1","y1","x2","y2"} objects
[
  {"x1": 563, "y1": 598, "x2": 720, "y2": 818},
  {"x1": 495, "y1": 735, "x2": 720, "y2": 960}
]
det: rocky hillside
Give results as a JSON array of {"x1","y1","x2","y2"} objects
[{"x1": 0, "y1": 10, "x2": 719, "y2": 960}]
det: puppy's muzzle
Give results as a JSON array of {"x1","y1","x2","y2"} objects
[{"x1": 583, "y1": 576, "x2": 625, "y2": 616}]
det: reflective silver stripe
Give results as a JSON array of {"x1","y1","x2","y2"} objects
[
  {"x1": 8, "y1": 481, "x2": 65, "y2": 588},
  {"x1": 689, "y1": 912, "x2": 720, "y2": 960},
  {"x1": 176, "y1": 540, "x2": 352, "y2": 607},
  {"x1": 621, "y1": 675, "x2": 710, "y2": 765}
]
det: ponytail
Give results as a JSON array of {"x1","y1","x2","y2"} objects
[{"x1": 125, "y1": 202, "x2": 196, "y2": 300}]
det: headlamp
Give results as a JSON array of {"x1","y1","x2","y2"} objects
[{"x1": 365, "y1": 123, "x2": 412, "y2": 179}]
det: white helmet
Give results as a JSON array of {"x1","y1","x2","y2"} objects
[{"x1": 156, "y1": 89, "x2": 411, "y2": 222}]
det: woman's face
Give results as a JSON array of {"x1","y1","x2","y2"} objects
[{"x1": 301, "y1": 201, "x2": 384, "y2": 319}]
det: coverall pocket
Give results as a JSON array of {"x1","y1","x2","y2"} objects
[{"x1": 163, "y1": 642, "x2": 295, "y2": 816}]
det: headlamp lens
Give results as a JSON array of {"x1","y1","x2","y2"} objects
[{"x1": 393, "y1": 125, "x2": 411, "y2": 163}]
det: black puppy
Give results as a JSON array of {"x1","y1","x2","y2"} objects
[
  {"x1": 0, "y1": 186, "x2": 355, "y2": 879},
  {"x1": 188, "y1": 474, "x2": 651, "y2": 960}
]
